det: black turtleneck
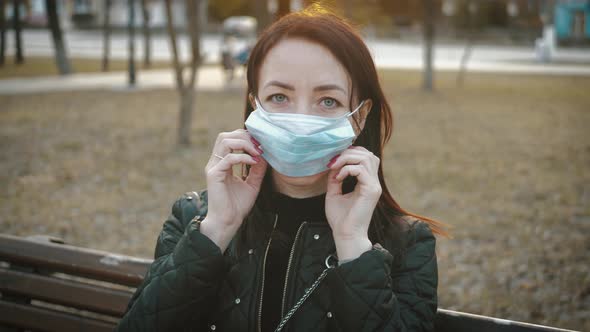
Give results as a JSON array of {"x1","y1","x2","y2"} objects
[{"x1": 261, "y1": 191, "x2": 327, "y2": 332}]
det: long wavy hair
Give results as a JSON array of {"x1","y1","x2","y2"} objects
[{"x1": 235, "y1": 6, "x2": 449, "y2": 257}]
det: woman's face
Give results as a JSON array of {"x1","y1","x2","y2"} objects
[
  {"x1": 251, "y1": 38, "x2": 370, "y2": 189},
  {"x1": 255, "y1": 38, "x2": 353, "y2": 118}
]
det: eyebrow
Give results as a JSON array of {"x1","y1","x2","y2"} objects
[
  {"x1": 263, "y1": 80, "x2": 347, "y2": 94},
  {"x1": 313, "y1": 84, "x2": 347, "y2": 94}
]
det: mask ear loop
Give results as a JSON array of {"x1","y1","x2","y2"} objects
[
  {"x1": 346, "y1": 100, "x2": 366, "y2": 118},
  {"x1": 253, "y1": 96, "x2": 271, "y2": 114},
  {"x1": 248, "y1": 92, "x2": 263, "y2": 111},
  {"x1": 347, "y1": 100, "x2": 368, "y2": 143},
  {"x1": 254, "y1": 97, "x2": 262, "y2": 109}
]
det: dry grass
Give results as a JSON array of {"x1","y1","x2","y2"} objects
[
  {"x1": 0, "y1": 56, "x2": 172, "y2": 79},
  {"x1": 0, "y1": 69, "x2": 589, "y2": 330}
]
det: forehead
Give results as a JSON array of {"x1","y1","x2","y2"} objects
[{"x1": 258, "y1": 38, "x2": 350, "y2": 92}]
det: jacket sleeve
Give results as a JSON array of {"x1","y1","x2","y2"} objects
[
  {"x1": 115, "y1": 190, "x2": 228, "y2": 331},
  {"x1": 326, "y1": 221, "x2": 438, "y2": 331}
]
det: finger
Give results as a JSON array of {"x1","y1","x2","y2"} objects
[
  {"x1": 212, "y1": 153, "x2": 259, "y2": 174},
  {"x1": 217, "y1": 138, "x2": 263, "y2": 157},
  {"x1": 216, "y1": 129, "x2": 262, "y2": 148},
  {"x1": 209, "y1": 130, "x2": 262, "y2": 168},
  {"x1": 335, "y1": 164, "x2": 370, "y2": 183},
  {"x1": 346, "y1": 147, "x2": 379, "y2": 163},
  {"x1": 214, "y1": 129, "x2": 249, "y2": 144},
  {"x1": 347, "y1": 145, "x2": 370, "y2": 153},
  {"x1": 328, "y1": 153, "x2": 361, "y2": 170},
  {"x1": 328, "y1": 150, "x2": 379, "y2": 173},
  {"x1": 245, "y1": 157, "x2": 268, "y2": 188},
  {"x1": 326, "y1": 168, "x2": 343, "y2": 196}
]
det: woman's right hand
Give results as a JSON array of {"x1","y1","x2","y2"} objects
[{"x1": 199, "y1": 129, "x2": 267, "y2": 252}]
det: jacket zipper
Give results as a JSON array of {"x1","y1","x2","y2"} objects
[
  {"x1": 281, "y1": 221, "x2": 307, "y2": 318},
  {"x1": 257, "y1": 214, "x2": 278, "y2": 332}
]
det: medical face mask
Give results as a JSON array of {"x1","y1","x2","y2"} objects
[{"x1": 244, "y1": 98, "x2": 366, "y2": 177}]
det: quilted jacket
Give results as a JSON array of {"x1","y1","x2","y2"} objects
[{"x1": 116, "y1": 189, "x2": 438, "y2": 331}]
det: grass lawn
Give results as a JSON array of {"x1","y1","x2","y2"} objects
[
  {"x1": 0, "y1": 69, "x2": 589, "y2": 330},
  {"x1": 0, "y1": 56, "x2": 172, "y2": 79}
]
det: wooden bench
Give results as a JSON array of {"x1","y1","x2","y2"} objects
[
  {"x1": 0, "y1": 234, "x2": 575, "y2": 332},
  {"x1": 0, "y1": 234, "x2": 150, "y2": 332}
]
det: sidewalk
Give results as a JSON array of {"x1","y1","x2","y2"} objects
[
  {"x1": 1, "y1": 29, "x2": 590, "y2": 95},
  {"x1": 0, "y1": 66, "x2": 244, "y2": 95},
  {"x1": 2, "y1": 59, "x2": 590, "y2": 95}
]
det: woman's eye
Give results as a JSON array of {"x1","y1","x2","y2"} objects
[
  {"x1": 320, "y1": 98, "x2": 339, "y2": 108},
  {"x1": 270, "y1": 94, "x2": 287, "y2": 103}
]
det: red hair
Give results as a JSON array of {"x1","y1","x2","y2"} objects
[{"x1": 241, "y1": 6, "x2": 449, "y2": 248}]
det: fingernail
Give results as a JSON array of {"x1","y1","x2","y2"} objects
[
  {"x1": 253, "y1": 156, "x2": 260, "y2": 162},
  {"x1": 255, "y1": 145, "x2": 263, "y2": 154},
  {"x1": 251, "y1": 137, "x2": 261, "y2": 145},
  {"x1": 327, "y1": 155, "x2": 339, "y2": 167}
]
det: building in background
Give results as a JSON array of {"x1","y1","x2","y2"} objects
[
  {"x1": 2, "y1": 0, "x2": 589, "y2": 46},
  {"x1": 554, "y1": 0, "x2": 590, "y2": 45},
  {"x1": 3, "y1": 0, "x2": 207, "y2": 30}
]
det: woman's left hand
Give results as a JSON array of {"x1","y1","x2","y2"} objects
[{"x1": 325, "y1": 146, "x2": 382, "y2": 261}]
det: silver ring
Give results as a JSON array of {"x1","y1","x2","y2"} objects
[{"x1": 214, "y1": 153, "x2": 224, "y2": 160}]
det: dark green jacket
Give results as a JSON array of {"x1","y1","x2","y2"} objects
[{"x1": 116, "y1": 190, "x2": 438, "y2": 331}]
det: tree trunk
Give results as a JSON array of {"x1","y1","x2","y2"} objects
[
  {"x1": 343, "y1": 0, "x2": 353, "y2": 21},
  {"x1": 165, "y1": 0, "x2": 202, "y2": 146},
  {"x1": 277, "y1": 0, "x2": 290, "y2": 19},
  {"x1": 178, "y1": 87, "x2": 195, "y2": 145},
  {"x1": 456, "y1": 34, "x2": 473, "y2": 86},
  {"x1": 422, "y1": 0, "x2": 435, "y2": 91},
  {"x1": 1, "y1": 0, "x2": 6, "y2": 66},
  {"x1": 164, "y1": 0, "x2": 183, "y2": 88},
  {"x1": 456, "y1": 8, "x2": 476, "y2": 87},
  {"x1": 128, "y1": 0, "x2": 136, "y2": 86},
  {"x1": 46, "y1": 0, "x2": 71, "y2": 75},
  {"x1": 102, "y1": 0, "x2": 112, "y2": 72},
  {"x1": 185, "y1": 0, "x2": 201, "y2": 78},
  {"x1": 252, "y1": 0, "x2": 270, "y2": 33},
  {"x1": 13, "y1": 0, "x2": 23, "y2": 64},
  {"x1": 178, "y1": 0, "x2": 200, "y2": 146},
  {"x1": 140, "y1": 0, "x2": 150, "y2": 68}
]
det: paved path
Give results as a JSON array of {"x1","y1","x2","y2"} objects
[
  {"x1": 6, "y1": 29, "x2": 590, "y2": 69},
  {"x1": 0, "y1": 66, "x2": 242, "y2": 95},
  {"x1": 1, "y1": 30, "x2": 589, "y2": 95}
]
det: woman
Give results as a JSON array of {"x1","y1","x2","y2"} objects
[{"x1": 117, "y1": 7, "x2": 447, "y2": 332}]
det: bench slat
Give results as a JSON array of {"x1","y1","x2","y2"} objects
[
  {"x1": 0, "y1": 267, "x2": 133, "y2": 317},
  {"x1": 0, "y1": 299, "x2": 116, "y2": 332},
  {"x1": 0, "y1": 234, "x2": 152, "y2": 287},
  {"x1": 435, "y1": 308, "x2": 576, "y2": 332}
]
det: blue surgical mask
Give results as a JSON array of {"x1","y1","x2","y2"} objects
[{"x1": 244, "y1": 98, "x2": 366, "y2": 177}]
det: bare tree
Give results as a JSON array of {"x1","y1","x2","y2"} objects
[
  {"x1": 102, "y1": 0, "x2": 112, "y2": 71},
  {"x1": 456, "y1": 34, "x2": 474, "y2": 86},
  {"x1": 422, "y1": 0, "x2": 435, "y2": 91},
  {"x1": 277, "y1": 0, "x2": 290, "y2": 19},
  {"x1": 13, "y1": 0, "x2": 23, "y2": 64},
  {"x1": 128, "y1": 0, "x2": 136, "y2": 86},
  {"x1": 342, "y1": 0, "x2": 353, "y2": 21},
  {"x1": 0, "y1": 0, "x2": 6, "y2": 66},
  {"x1": 140, "y1": 0, "x2": 151, "y2": 68},
  {"x1": 456, "y1": 1, "x2": 478, "y2": 86},
  {"x1": 165, "y1": 0, "x2": 201, "y2": 145},
  {"x1": 252, "y1": 0, "x2": 270, "y2": 33},
  {"x1": 46, "y1": 0, "x2": 71, "y2": 75}
]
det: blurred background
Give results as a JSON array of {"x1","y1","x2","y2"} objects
[{"x1": 0, "y1": 0, "x2": 589, "y2": 330}]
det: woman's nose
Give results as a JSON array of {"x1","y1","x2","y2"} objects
[{"x1": 294, "y1": 99, "x2": 314, "y2": 115}]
